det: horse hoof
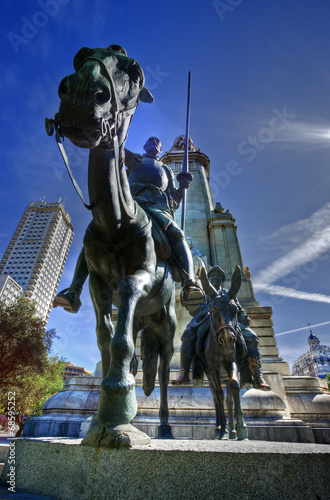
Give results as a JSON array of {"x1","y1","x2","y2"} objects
[
  {"x1": 157, "y1": 424, "x2": 174, "y2": 439},
  {"x1": 82, "y1": 421, "x2": 151, "y2": 448},
  {"x1": 215, "y1": 428, "x2": 228, "y2": 440},
  {"x1": 236, "y1": 425, "x2": 248, "y2": 440},
  {"x1": 229, "y1": 430, "x2": 237, "y2": 440}
]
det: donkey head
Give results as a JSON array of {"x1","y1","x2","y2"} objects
[
  {"x1": 55, "y1": 45, "x2": 154, "y2": 148},
  {"x1": 201, "y1": 266, "x2": 242, "y2": 355}
]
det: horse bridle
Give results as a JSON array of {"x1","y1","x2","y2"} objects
[
  {"x1": 45, "y1": 54, "x2": 140, "y2": 219},
  {"x1": 211, "y1": 319, "x2": 237, "y2": 348}
]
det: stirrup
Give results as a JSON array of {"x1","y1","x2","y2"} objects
[
  {"x1": 180, "y1": 281, "x2": 206, "y2": 312},
  {"x1": 53, "y1": 287, "x2": 82, "y2": 313}
]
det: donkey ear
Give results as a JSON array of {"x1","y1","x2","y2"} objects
[
  {"x1": 200, "y1": 266, "x2": 217, "y2": 301},
  {"x1": 139, "y1": 87, "x2": 154, "y2": 103},
  {"x1": 228, "y1": 265, "x2": 241, "y2": 299}
]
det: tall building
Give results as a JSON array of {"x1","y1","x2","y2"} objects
[
  {"x1": 0, "y1": 274, "x2": 23, "y2": 307},
  {"x1": 0, "y1": 200, "x2": 74, "y2": 320},
  {"x1": 292, "y1": 328, "x2": 330, "y2": 379}
]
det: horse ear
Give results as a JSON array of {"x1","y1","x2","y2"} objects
[
  {"x1": 107, "y1": 45, "x2": 128, "y2": 56},
  {"x1": 139, "y1": 87, "x2": 154, "y2": 103},
  {"x1": 228, "y1": 265, "x2": 241, "y2": 299},
  {"x1": 200, "y1": 266, "x2": 217, "y2": 301}
]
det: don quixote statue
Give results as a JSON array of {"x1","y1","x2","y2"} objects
[{"x1": 46, "y1": 44, "x2": 205, "y2": 447}]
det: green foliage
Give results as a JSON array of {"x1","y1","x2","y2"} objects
[
  {"x1": 0, "y1": 299, "x2": 64, "y2": 433},
  {"x1": 7, "y1": 356, "x2": 65, "y2": 418},
  {"x1": 326, "y1": 373, "x2": 330, "y2": 392},
  {"x1": 0, "y1": 298, "x2": 58, "y2": 393}
]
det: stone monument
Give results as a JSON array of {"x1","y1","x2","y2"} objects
[{"x1": 24, "y1": 136, "x2": 330, "y2": 444}]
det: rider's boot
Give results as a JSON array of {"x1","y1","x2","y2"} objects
[
  {"x1": 53, "y1": 248, "x2": 88, "y2": 313},
  {"x1": 172, "y1": 340, "x2": 194, "y2": 385},
  {"x1": 248, "y1": 355, "x2": 271, "y2": 391},
  {"x1": 167, "y1": 226, "x2": 206, "y2": 312},
  {"x1": 172, "y1": 355, "x2": 191, "y2": 385},
  {"x1": 172, "y1": 366, "x2": 190, "y2": 384},
  {"x1": 180, "y1": 279, "x2": 206, "y2": 313}
]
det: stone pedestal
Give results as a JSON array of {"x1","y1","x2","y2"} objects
[
  {"x1": 23, "y1": 375, "x2": 329, "y2": 444},
  {"x1": 1, "y1": 438, "x2": 329, "y2": 500}
]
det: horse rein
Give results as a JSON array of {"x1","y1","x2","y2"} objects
[
  {"x1": 45, "y1": 117, "x2": 94, "y2": 210},
  {"x1": 45, "y1": 54, "x2": 141, "y2": 219}
]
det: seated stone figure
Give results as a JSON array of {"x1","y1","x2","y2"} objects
[
  {"x1": 172, "y1": 266, "x2": 271, "y2": 391},
  {"x1": 54, "y1": 137, "x2": 205, "y2": 313}
]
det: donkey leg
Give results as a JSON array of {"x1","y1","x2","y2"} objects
[
  {"x1": 226, "y1": 362, "x2": 248, "y2": 440},
  {"x1": 226, "y1": 385, "x2": 237, "y2": 440},
  {"x1": 208, "y1": 371, "x2": 227, "y2": 439}
]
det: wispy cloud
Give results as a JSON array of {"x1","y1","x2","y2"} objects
[
  {"x1": 276, "y1": 320, "x2": 330, "y2": 337},
  {"x1": 253, "y1": 202, "x2": 330, "y2": 303},
  {"x1": 270, "y1": 122, "x2": 330, "y2": 148},
  {"x1": 261, "y1": 201, "x2": 330, "y2": 242},
  {"x1": 254, "y1": 225, "x2": 330, "y2": 288},
  {"x1": 255, "y1": 284, "x2": 330, "y2": 304}
]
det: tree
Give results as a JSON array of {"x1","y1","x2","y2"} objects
[
  {"x1": 326, "y1": 373, "x2": 330, "y2": 392},
  {"x1": 0, "y1": 298, "x2": 63, "y2": 435},
  {"x1": 0, "y1": 298, "x2": 58, "y2": 393},
  {"x1": 5, "y1": 356, "x2": 65, "y2": 436}
]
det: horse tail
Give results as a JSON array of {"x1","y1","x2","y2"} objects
[
  {"x1": 192, "y1": 355, "x2": 204, "y2": 388},
  {"x1": 141, "y1": 327, "x2": 159, "y2": 397}
]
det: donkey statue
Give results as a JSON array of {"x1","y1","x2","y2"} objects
[{"x1": 193, "y1": 266, "x2": 248, "y2": 440}]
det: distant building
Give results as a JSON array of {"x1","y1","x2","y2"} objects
[
  {"x1": 63, "y1": 362, "x2": 92, "y2": 380},
  {"x1": 0, "y1": 200, "x2": 73, "y2": 320},
  {"x1": 0, "y1": 274, "x2": 23, "y2": 307},
  {"x1": 292, "y1": 328, "x2": 330, "y2": 379}
]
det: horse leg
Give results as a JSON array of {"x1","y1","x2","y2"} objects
[
  {"x1": 99, "y1": 271, "x2": 152, "y2": 426},
  {"x1": 130, "y1": 318, "x2": 143, "y2": 377},
  {"x1": 89, "y1": 272, "x2": 113, "y2": 378},
  {"x1": 226, "y1": 362, "x2": 248, "y2": 440},
  {"x1": 226, "y1": 384, "x2": 237, "y2": 440},
  {"x1": 156, "y1": 298, "x2": 176, "y2": 439},
  {"x1": 208, "y1": 370, "x2": 227, "y2": 439},
  {"x1": 141, "y1": 326, "x2": 159, "y2": 397}
]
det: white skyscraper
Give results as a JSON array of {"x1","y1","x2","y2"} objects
[
  {"x1": 0, "y1": 274, "x2": 23, "y2": 307},
  {"x1": 0, "y1": 200, "x2": 74, "y2": 320}
]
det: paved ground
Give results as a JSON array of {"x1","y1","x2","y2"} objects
[
  {"x1": 0, "y1": 486, "x2": 55, "y2": 499},
  {"x1": 1, "y1": 432, "x2": 51, "y2": 499}
]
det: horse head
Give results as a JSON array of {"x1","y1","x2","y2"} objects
[
  {"x1": 54, "y1": 44, "x2": 154, "y2": 149},
  {"x1": 201, "y1": 265, "x2": 242, "y2": 356}
]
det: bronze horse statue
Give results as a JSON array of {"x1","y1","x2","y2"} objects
[
  {"x1": 193, "y1": 266, "x2": 248, "y2": 440},
  {"x1": 48, "y1": 45, "x2": 178, "y2": 446}
]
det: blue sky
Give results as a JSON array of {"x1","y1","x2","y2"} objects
[{"x1": 1, "y1": 0, "x2": 330, "y2": 372}]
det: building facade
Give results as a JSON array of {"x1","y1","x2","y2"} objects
[
  {"x1": 292, "y1": 329, "x2": 330, "y2": 379},
  {"x1": 0, "y1": 200, "x2": 74, "y2": 320},
  {"x1": 0, "y1": 274, "x2": 23, "y2": 307},
  {"x1": 63, "y1": 362, "x2": 92, "y2": 380}
]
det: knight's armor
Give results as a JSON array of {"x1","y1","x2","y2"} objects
[{"x1": 127, "y1": 152, "x2": 182, "y2": 217}]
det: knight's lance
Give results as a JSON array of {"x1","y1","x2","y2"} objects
[{"x1": 178, "y1": 71, "x2": 192, "y2": 232}]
